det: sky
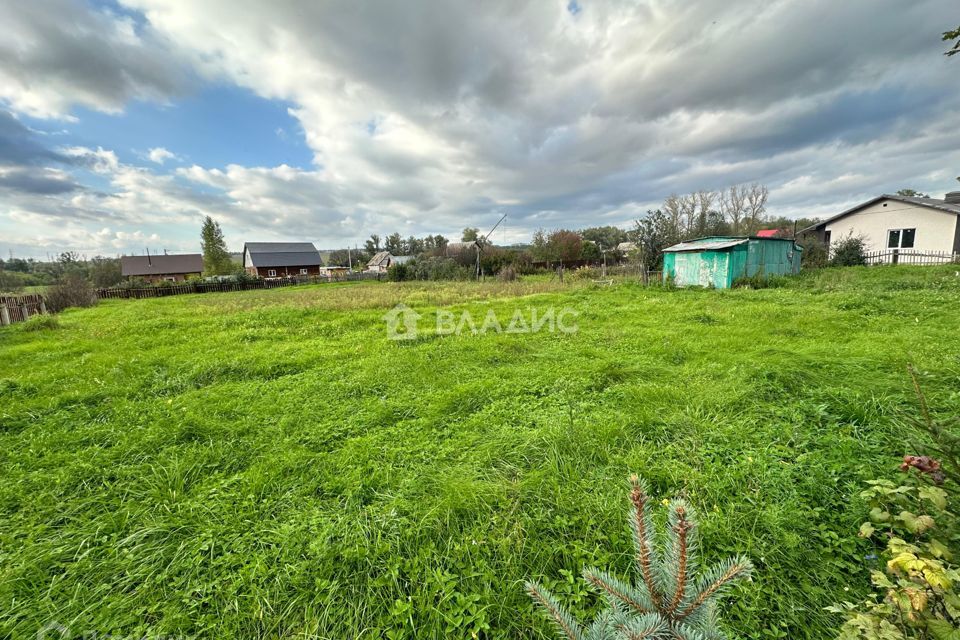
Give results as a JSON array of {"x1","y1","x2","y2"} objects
[{"x1": 1, "y1": 0, "x2": 958, "y2": 259}]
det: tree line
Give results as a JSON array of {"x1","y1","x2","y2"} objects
[
  {"x1": 0, "y1": 252, "x2": 122, "y2": 291},
  {"x1": 15, "y1": 179, "x2": 913, "y2": 292}
]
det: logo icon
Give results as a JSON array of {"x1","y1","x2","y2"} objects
[
  {"x1": 383, "y1": 303, "x2": 421, "y2": 340},
  {"x1": 36, "y1": 621, "x2": 70, "y2": 640}
]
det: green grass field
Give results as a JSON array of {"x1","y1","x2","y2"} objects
[{"x1": 2, "y1": 267, "x2": 959, "y2": 639}]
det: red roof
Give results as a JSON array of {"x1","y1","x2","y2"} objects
[{"x1": 755, "y1": 229, "x2": 780, "y2": 238}]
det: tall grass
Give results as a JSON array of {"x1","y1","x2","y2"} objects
[{"x1": 1, "y1": 266, "x2": 958, "y2": 638}]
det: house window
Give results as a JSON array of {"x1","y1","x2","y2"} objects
[
  {"x1": 268, "y1": 269, "x2": 277, "y2": 277},
  {"x1": 300, "y1": 268, "x2": 308, "y2": 275},
  {"x1": 888, "y1": 228, "x2": 916, "y2": 249},
  {"x1": 823, "y1": 230, "x2": 831, "y2": 246}
]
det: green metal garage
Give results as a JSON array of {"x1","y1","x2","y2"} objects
[{"x1": 662, "y1": 236, "x2": 802, "y2": 288}]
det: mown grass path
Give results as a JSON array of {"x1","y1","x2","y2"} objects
[{"x1": 2, "y1": 267, "x2": 958, "y2": 639}]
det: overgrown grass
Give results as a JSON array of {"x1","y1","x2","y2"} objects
[{"x1": 2, "y1": 266, "x2": 959, "y2": 639}]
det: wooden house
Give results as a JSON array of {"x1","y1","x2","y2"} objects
[
  {"x1": 120, "y1": 254, "x2": 203, "y2": 282},
  {"x1": 243, "y1": 242, "x2": 322, "y2": 278}
]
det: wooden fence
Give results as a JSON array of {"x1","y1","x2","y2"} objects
[
  {"x1": 96, "y1": 271, "x2": 383, "y2": 300},
  {"x1": 863, "y1": 250, "x2": 960, "y2": 266},
  {"x1": 0, "y1": 294, "x2": 47, "y2": 326}
]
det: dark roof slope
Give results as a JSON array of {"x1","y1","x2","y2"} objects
[
  {"x1": 245, "y1": 242, "x2": 318, "y2": 253},
  {"x1": 244, "y1": 242, "x2": 321, "y2": 267},
  {"x1": 801, "y1": 195, "x2": 960, "y2": 233},
  {"x1": 121, "y1": 254, "x2": 203, "y2": 276}
]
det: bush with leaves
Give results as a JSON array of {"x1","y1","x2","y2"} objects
[
  {"x1": 386, "y1": 261, "x2": 411, "y2": 282},
  {"x1": 413, "y1": 257, "x2": 472, "y2": 281},
  {"x1": 527, "y1": 475, "x2": 753, "y2": 640},
  {"x1": 830, "y1": 234, "x2": 868, "y2": 267},
  {"x1": 829, "y1": 461, "x2": 959, "y2": 640},
  {"x1": 798, "y1": 236, "x2": 829, "y2": 270},
  {"x1": 44, "y1": 273, "x2": 97, "y2": 313}
]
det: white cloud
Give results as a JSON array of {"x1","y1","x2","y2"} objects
[
  {"x1": 147, "y1": 147, "x2": 177, "y2": 164},
  {"x1": 61, "y1": 146, "x2": 120, "y2": 174}
]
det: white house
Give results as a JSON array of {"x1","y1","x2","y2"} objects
[{"x1": 803, "y1": 192, "x2": 960, "y2": 257}]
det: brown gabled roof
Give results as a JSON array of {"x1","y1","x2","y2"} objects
[
  {"x1": 801, "y1": 194, "x2": 960, "y2": 234},
  {"x1": 121, "y1": 254, "x2": 203, "y2": 276}
]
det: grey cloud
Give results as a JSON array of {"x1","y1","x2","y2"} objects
[
  {"x1": 0, "y1": 0, "x2": 190, "y2": 117},
  {"x1": 0, "y1": 168, "x2": 81, "y2": 194}
]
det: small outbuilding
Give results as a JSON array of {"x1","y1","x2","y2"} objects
[
  {"x1": 366, "y1": 251, "x2": 412, "y2": 272},
  {"x1": 662, "y1": 236, "x2": 801, "y2": 288}
]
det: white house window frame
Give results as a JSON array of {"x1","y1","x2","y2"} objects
[
  {"x1": 268, "y1": 269, "x2": 277, "y2": 277},
  {"x1": 887, "y1": 228, "x2": 916, "y2": 249},
  {"x1": 299, "y1": 268, "x2": 308, "y2": 275}
]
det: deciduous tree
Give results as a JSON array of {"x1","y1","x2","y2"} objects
[
  {"x1": 581, "y1": 225, "x2": 629, "y2": 250},
  {"x1": 720, "y1": 185, "x2": 748, "y2": 234},
  {"x1": 744, "y1": 183, "x2": 769, "y2": 233},
  {"x1": 200, "y1": 216, "x2": 232, "y2": 275}
]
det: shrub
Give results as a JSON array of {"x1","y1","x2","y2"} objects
[
  {"x1": 798, "y1": 236, "x2": 829, "y2": 270},
  {"x1": 497, "y1": 265, "x2": 517, "y2": 282},
  {"x1": 829, "y1": 463, "x2": 959, "y2": 640},
  {"x1": 386, "y1": 257, "x2": 474, "y2": 282},
  {"x1": 528, "y1": 475, "x2": 753, "y2": 640},
  {"x1": 412, "y1": 257, "x2": 472, "y2": 281},
  {"x1": 231, "y1": 269, "x2": 261, "y2": 285},
  {"x1": 570, "y1": 266, "x2": 601, "y2": 280},
  {"x1": 830, "y1": 234, "x2": 868, "y2": 267},
  {"x1": 387, "y1": 262, "x2": 411, "y2": 282},
  {"x1": 45, "y1": 273, "x2": 97, "y2": 313}
]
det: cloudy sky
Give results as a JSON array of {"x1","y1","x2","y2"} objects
[{"x1": 1, "y1": 0, "x2": 958, "y2": 258}]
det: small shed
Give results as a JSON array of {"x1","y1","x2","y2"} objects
[
  {"x1": 366, "y1": 251, "x2": 395, "y2": 272},
  {"x1": 662, "y1": 236, "x2": 801, "y2": 288}
]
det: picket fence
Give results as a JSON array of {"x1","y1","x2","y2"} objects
[
  {"x1": 863, "y1": 250, "x2": 960, "y2": 266},
  {"x1": 0, "y1": 294, "x2": 47, "y2": 325}
]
